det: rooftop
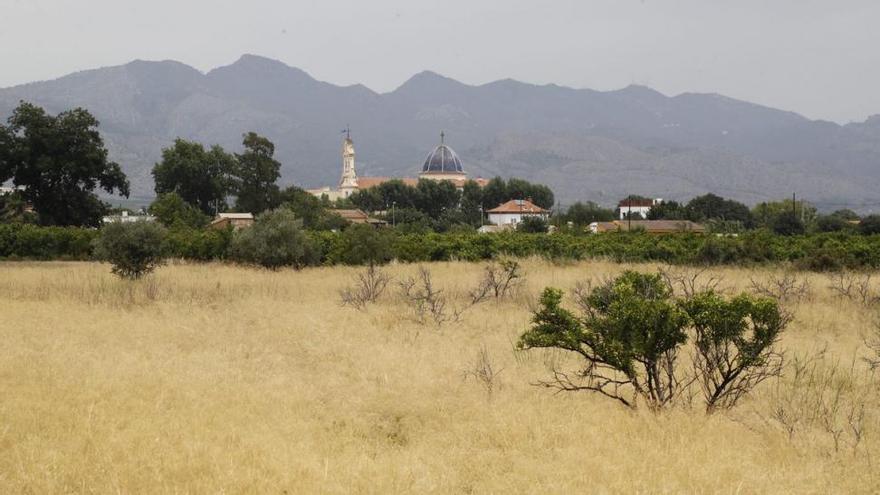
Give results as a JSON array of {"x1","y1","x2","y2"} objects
[{"x1": 487, "y1": 199, "x2": 549, "y2": 214}]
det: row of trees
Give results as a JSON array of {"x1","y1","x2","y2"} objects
[
  {"x1": 555, "y1": 193, "x2": 880, "y2": 236},
  {"x1": 347, "y1": 176, "x2": 554, "y2": 232},
  {"x1": 152, "y1": 132, "x2": 283, "y2": 217}
]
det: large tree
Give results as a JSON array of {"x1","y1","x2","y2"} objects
[
  {"x1": 152, "y1": 139, "x2": 236, "y2": 216},
  {"x1": 0, "y1": 102, "x2": 129, "y2": 227},
  {"x1": 234, "y1": 132, "x2": 281, "y2": 214}
]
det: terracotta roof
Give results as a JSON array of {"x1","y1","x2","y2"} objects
[
  {"x1": 592, "y1": 220, "x2": 706, "y2": 233},
  {"x1": 357, "y1": 177, "x2": 419, "y2": 189},
  {"x1": 487, "y1": 199, "x2": 549, "y2": 214},
  {"x1": 331, "y1": 208, "x2": 387, "y2": 225}
]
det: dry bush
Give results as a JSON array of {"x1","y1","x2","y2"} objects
[
  {"x1": 749, "y1": 272, "x2": 812, "y2": 303},
  {"x1": 399, "y1": 267, "x2": 461, "y2": 325},
  {"x1": 339, "y1": 265, "x2": 391, "y2": 311},
  {"x1": 468, "y1": 259, "x2": 523, "y2": 304},
  {"x1": 828, "y1": 272, "x2": 878, "y2": 306},
  {"x1": 866, "y1": 321, "x2": 880, "y2": 372},
  {"x1": 765, "y1": 349, "x2": 875, "y2": 454},
  {"x1": 659, "y1": 266, "x2": 723, "y2": 299},
  {"x1": 463, "y1": 345, "x2": 504, "y2": 395}
]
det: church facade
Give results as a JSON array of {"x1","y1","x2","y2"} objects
[{"x1": 307, "y1": 131, "x2": 486, "y2": 201}]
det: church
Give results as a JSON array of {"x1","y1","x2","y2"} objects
[{"x1": 307, "y1": 131, "x2": 487, "y2": 201}]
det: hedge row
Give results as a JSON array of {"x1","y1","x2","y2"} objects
[{"x1": 3, "y1": 223, "x2": 880, "y2": 271}]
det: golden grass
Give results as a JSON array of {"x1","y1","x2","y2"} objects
[{"x1": 1, "y1": 259, "x2": 878, "y2": 493}]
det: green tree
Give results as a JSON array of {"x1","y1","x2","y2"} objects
[
  {"x1": 229, "y1": 209, "x2": 317, "y2": 269},
  {"x1": 93, "y1": 221, "x2": 167, "y2": 279},
  {"x1": 349, "y1": 187, "x2": 385, "y2": 213},
  {"x1": 517, "y1": 216, "x2": 549, "y2": 233},
  {"x1": 460, "y1": 180, "x2": 484, "y2": 226},
  {"x1": 415, "y1": 179, "x2": 460, "y2": 218},
  {"x1": 772, "y1": 211, "x2": 805, "y2": 236},
  {"x1": 815, "y1": 214, "x2": 848, "y2": 233},
  {"x1": 0, "y1": 191, "x2": 37, "y2": 224},
  {"x1": 830, "y1": 209, "x2": 860, "y2": 221},
  {"x1": 686, "y1": 194, "x2": 753, "y2": 227},
  {"x1": 278, "y1": 186, "x2": 349, "y2": 231},
  {"x1": 1, "y1": 102, "x2": 130, "y2": 227},
  {"x1": 859, "y1": 215, "x2": 880, "y2": 235},
  {"x1": 481, "y1": 177, "x2": 509, "y2": 211},
  {"x1": 753, "y1": 199, "x2": 816, "y2": 231},
  {"x1": 148, "y1": 192, "x2": 209, "y2": 229},
  {"x1": 152, "y1": 139, "x2": 235, "y2": 216},
  {"x1": 647, "y1": 200, "x2": 687, "y2": 220},
  {"x1": 234, "y1": 132, "x2": 281, "y2": 214},
  {"x1": 340, "y1": 224, "x2": 393, "y2": 265},
  {"x1": 518, "y1": 272, "x2": 690, "y2": 409},
  {"x1": 563, "y1": 201, "x2": 615, "y2": 226}
]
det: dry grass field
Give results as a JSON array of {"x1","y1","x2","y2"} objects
[{"x1": 1, "y1": 259, "x2": 878, "y2": 494}]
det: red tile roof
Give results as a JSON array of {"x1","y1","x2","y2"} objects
[{"x1": 487, "y1": 199, "x2": 549, "y2": 214}]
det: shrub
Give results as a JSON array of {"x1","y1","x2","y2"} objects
[
  {"x1": 339, "y1": 224, "x2": 393, "y2": 266},
  {"x1": 519, "y1": 272, "x2": 690, "y2": 409},
  {"x1": 773, "y1": 211, "x2": 805, "y2": 236},
  {"x1": 682, "y1": 291, "x2": 787, "y2": 411},
  {"x1": 519, "y1": 270, "x2": 787, "y2": 412},
  {"x1": 517, "y1": 216, "x2": 549, "y2": 233},
  {"x1": 858, "y1": 215, "x2": 880, "y2": 235},
  {"x1": 93, "y1": 221, "x2": 167, "y2": 279},
  {"x1": 229, "y1": 209, "x2": 317, "y2": 269}
]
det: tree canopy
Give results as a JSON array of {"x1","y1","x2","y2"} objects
[
  {"x1": 0, "y1": 102, "x2": 129, "y2": 227},
  {"x1": 234, "y1": 132, "x2": 281, "y2": 214},
  {"x1": 152, "y1": 139, "x2": 236, "y2": 216}
]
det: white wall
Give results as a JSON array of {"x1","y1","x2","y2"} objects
[{"x1": 488, "y1": 212, "x2": 548, "y2": 226}]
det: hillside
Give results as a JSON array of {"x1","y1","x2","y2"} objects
[{"x1": 2, "y1": 54, "x2": 879, "y2": 209}]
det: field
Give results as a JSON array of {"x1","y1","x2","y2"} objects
[{"x1": 1, "y1": 260, "x2": 878, "y2": 493}]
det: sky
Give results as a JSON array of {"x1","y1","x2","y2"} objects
[{"x1": 1, "y1": 0, "x2": 878, "y2": 123}]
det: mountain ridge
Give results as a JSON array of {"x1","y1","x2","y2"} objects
[{"x1": 1, "y1": 55, "x2": 879, "y2": 210}]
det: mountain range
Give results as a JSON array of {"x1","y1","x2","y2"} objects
[{"x1": 2, "y1": 54, "x2": 879, "y2": 210}]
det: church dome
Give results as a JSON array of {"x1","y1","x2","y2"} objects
[{"x1": 422, "y1": 132, "x2": 464, "y2": 174}]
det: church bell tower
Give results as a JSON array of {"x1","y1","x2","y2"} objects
[{"x1": 338, "y1": 127, "x2": 358, "y2": 197}]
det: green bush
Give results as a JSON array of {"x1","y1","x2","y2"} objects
[
  {"x1": 229, "y1": 209, "x2": 317, "y2": 269},
  {"x1": 93, "y1": 221, "x2": 167, "y2": 279},
  {"x1": 0, "y1": 223, "x2": 97, "y2": 260},
  {"x1": 518, "y1": 271, "x2": 788, "y2": 411}
]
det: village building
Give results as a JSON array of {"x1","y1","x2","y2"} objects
[
  {"x1": 210, "y1": 212, "x2": 255, "y2": 230},
  {"x1": 486, "y1": 199, "x2": 550, "y2": 227},
  {"x1": 308, "y1": 131, "x2": 487, "y2": 200},
  {"x1": 618, "y1": 198, "x2": 663, "y2": 220},
  {"x1": 589, "y1": 219, "x2": 706, "y2": 234},
  {"x1": 332, "y1": 208, "x2": 387, "y2": 226},
  {"x1": 102, "y1": 210, "x2": 156, "y2": 224}
]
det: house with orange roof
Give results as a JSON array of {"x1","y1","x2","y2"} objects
[{"x1": 486, "y1": 199, "x2": 549, "y2": 227}]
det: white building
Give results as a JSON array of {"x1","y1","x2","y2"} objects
[
  {"x1": 487, "y1": 199, "x2": 550, "y2": 226},
  {"x1": 618, "y1": 198, "x2": 662, "y2": 220},
  {"x1": 101, "y1": 211, "x2": 156, "y2": 224}
]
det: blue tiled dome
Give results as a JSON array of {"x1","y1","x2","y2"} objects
[{"x1": 422, "y1": 133, "x2": 463, "y2": 173}]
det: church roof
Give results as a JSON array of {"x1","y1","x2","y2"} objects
[{"x1": 422, "y1": 132, "x2": 464, "y2": 174}]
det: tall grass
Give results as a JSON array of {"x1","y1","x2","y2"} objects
[{"x1": 0, "y1": 260, "x2": 877, "y2": 493}]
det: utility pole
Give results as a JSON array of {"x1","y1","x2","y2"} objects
[{"x1": 628, "y1": 198, "x2": 632, "y2": 231}]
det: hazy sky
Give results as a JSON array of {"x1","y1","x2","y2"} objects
[{"x1": 1, "y1": 0, "x2": 878, "y2": 123}]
